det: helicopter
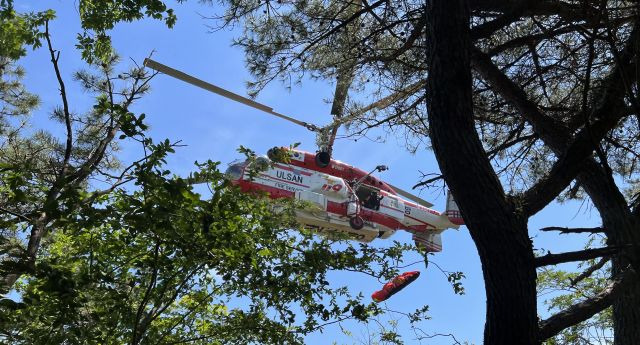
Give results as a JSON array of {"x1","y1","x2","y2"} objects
[{"x1": 144, "y1": 59, "x2": 464, "y2": 252}]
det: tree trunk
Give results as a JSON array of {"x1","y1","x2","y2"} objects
[
  {"x1": 578, "y1": 167, "x2": 640, "y2": 345},
  {"x1": 426, "y1": 1, "x2": 539, "y2": 344},
  {"x1": 470, "y1": 18, "x2": 640, "y2": 343}
]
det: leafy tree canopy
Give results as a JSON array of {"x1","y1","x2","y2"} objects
[
  {"x1": 0, "y1": 1, "x2": 434, "y2": 344},
  {"x1": 196, "y1": 0, "x2": 640, "y2": 343}
]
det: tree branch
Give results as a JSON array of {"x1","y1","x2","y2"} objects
[
  {"x1": 571, "y1": 257, "x2": 610, "y2": 287},
  {"x1": 44, "y1": 20, "x2": 73, "y2": 178},
  {"x1": 470, "y1": 0, "x2": 531, "y2": 40},
  {"x1": 334, "y1": 79, "x2": 426, "y2": 129},
  {"x1": 66, "y1": 66, "x2": 156, "y2": 185},
  {"x1": 290, "y1": 0, "x2": 387, "y2": 68},
  {"x1": 472, "y1": 20, "x2": 640, "y2": 217},
  {"x1": 538, "y1": 267, "x2": 638, "y2": 341},
  {"x1": 377, "y1": 14, "x2": 426, "y2": 63},
  {"x1": 486, "y1": 133, "x2": 537, "y2": 158},
  {"x1": 535, "y1": 245, "x2": 627, "y2": 267},
  {"x1": 412, "y1": 173, "x2": 443, "y2": 189},
  {"x1": 132, "y1": 241, "x2": 160, "y2": 345},
  {"x1": 0, "y1": 206, "x2": 31, "y2": 223},
  {"x1": 539, "y1": 226, "x2": 604, "y2": 234},
  {"x1": 471, "y1": 0, "x2": 598, "y2": 24}
]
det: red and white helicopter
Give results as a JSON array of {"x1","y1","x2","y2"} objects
[{"x1": 144, "y1": 59, "x2": 464, "y2": 252}]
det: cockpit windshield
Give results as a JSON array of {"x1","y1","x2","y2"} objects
[
  {"x1": 254, "y1": 156, "x2": 270, "y2": 170},
  {"x1": 225, "y1": 160, "x2": 247, "y2": 180}
]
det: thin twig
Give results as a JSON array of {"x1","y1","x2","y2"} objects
[{"x1": 45, "y1": 20, "x2": 73, "y2": 178}]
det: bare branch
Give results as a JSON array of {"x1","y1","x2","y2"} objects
[
  {"x1": 44, "y1": 20, "x2": 73, "y2": 178},
  {"x1": 0, "y1": 206, "x2": 31, "y2": 223},
  {"x1": 412, "y1": 174, "x2": 444, "y2": 189},
  {"x1": 535, "y1": 245, "x2": 627, "y2": 267},
  {"x1": 571, "y1": 257, "x2": 610, "y2": 287},
  {"x1": 539, "y1": 226, "x2": 605, "y2": 234}
]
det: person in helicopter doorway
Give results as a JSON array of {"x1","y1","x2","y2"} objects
[{"x1": 363, "y1": 192, "x2": 384, "y2": 210}]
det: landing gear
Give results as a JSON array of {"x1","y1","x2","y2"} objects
[
  {"x1": 349, "y1": 216, "x2": 364, "y2": 230},
  {"x1": 315, "y1": 151, "x2": 331, "y2": 168}
]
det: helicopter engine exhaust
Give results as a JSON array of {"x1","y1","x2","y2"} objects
[{"x1": 315, "y1": 151, "x2": 331, "y2": 168}]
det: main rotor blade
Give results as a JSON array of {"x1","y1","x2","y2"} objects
[
  {"x1": 144, "y1": 58, "x2": 320, "y2": 131},
  {"x1": 387, "y1": 183, "x2": 434, "y2": 208}
]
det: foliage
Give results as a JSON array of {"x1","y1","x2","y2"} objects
[
  {"x1": 1, "y1": 0, "x2": 178, "y2": 64},
  {"x1": 538, "y1": 239, "x2": 614, "y2": 345},
  {"x1": 0, "y1": 50, "x2": 156, "y2": 287},
  {"x1": 0, "y1": 2, "x2": 54, "y2": 132},
  {"x1": 1, "y1": 145, "x2": 422, "y2": 344},
  {"x1": 200, "y1": 0, "x2": 640, "y2": 343},
  {"x1": 206, "y1": 0, "x2": 427, "y2": 144},
  {"x1": 76, "y1": 0, "x2": 178, "y2": 63},
  {"x1": 0, "y1": 2, "x2": 56, "y2": 60},
  {"x1": 0, "y1": 2, "x2": 436, "y2": 344}
]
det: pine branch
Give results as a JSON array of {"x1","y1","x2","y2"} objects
[
  {"x1": 334, "y1": 79, "x2": 426, "y2": 129},
  {"x1": 472, "y1": 21, "x2": 640, "y2": 218},
  {"x1": 486, "y1": 133, "x2": 538, "y2": 159}
]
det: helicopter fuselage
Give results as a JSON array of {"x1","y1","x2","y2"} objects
[
  {"x1": 142, "y1": 59, "x2": 463, "y2": 253},
  {"x1": 226, "y1": 149, "x2": 461, "y2": 252}
]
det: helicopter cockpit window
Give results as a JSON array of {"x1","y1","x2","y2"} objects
[
  {"x1": 225, "y1": 160, "x2": 247, "y2": 180},
  {"x1": 356, "y1": 185, "x2": 382, "y2": 210},
  {"x1": 254, "y1": 156, "x2": 270, "y2": 170}
]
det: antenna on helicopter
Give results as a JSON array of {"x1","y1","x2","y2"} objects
[
  {"x1": 351, "y1": 165, "x2": 390, "y2": 192},
  {"x1": 144, "y1": 58, "x2": 338, "y2": 167}
]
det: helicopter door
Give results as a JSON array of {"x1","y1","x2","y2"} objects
[
  {"x1": 355, "y1": 185, "x2": 382, "y2": 211},
  {"x1": 378, "y1": 192, "x2": 405, "y2": 221}
]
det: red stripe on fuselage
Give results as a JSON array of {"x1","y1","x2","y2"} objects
[
  {"x1": 359, "y1": 208, "x2": 404, "y2": 230},
  {"x1": 285, "y1": 149, "x2": 398, "y2": 194},
  {"x1": 237, "y1": 179, "x2": 296, "y2": 199},
  {"x1": 404, "y1": 200, "x2": 441, "y2": 215},
  {"x1": 238, "y1": 176, "x2": 408, "y2": 232},
  {"x1": 404, "y1": 214, "x2": 435, "y2": 228}
]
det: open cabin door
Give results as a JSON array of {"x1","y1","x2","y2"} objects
[{"x1": 356, "y1": 185, "x2": 405, "y2": 221}]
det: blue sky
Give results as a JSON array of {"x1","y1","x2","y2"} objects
[{"x1": 16, "y1": 1, "x2": 601, "y2": 343}]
